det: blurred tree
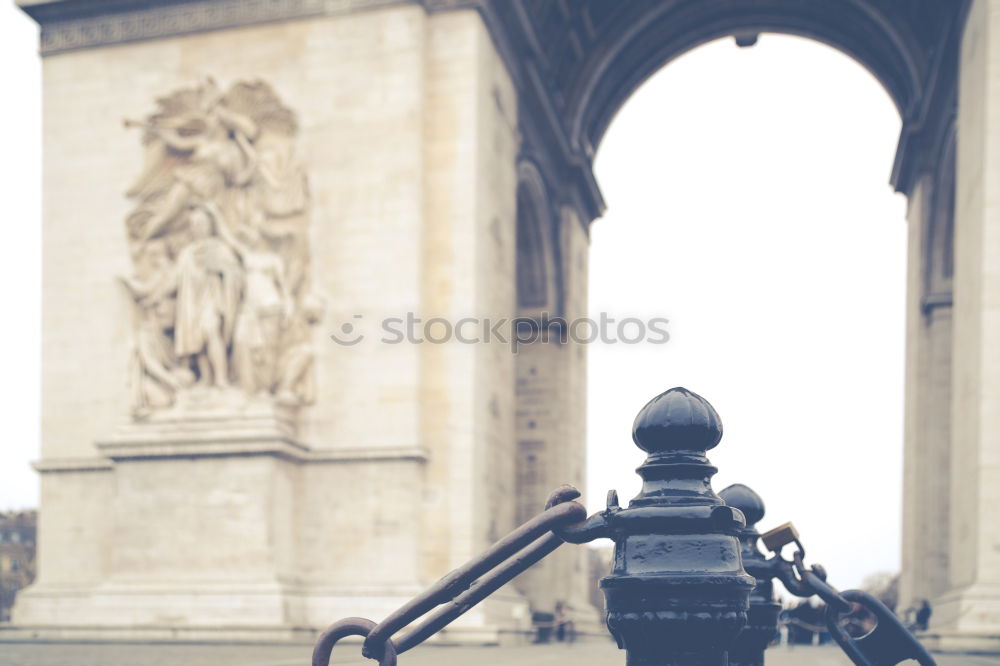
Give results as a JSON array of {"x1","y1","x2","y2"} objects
[{"x1": 862, "y1": 571, "x2": 900, "y2": 611}]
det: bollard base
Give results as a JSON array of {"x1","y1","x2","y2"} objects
[{"x1": 625, "y1": 648, "x2": 729, "y2": 666}]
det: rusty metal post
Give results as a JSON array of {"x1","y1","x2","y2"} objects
[
  {"x1": 719, "y1": 484, "x2": 781, "y2": 666},
  {"x1": 599, "y1": 387, "x2": 755, "y2": 666}
]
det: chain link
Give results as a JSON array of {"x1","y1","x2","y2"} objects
[
  {"x1": 768, "y1": 538, "x2": 936, "y2": 666},
  {"x1": 312, "y1": 485, "x2": 594, "y2": 666},
  {"x1": 311, "y1": 617, "x2": 396, "y2": 666}
]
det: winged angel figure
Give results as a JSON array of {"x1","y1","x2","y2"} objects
[{"x1": 120, "y1": 77, "x2": 319, "y2": 418}]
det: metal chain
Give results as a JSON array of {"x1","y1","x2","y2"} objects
[
  {"x1": 311, "y1": 617, "x2": 396, "y2": 666},
  {"x1": 314, "y1": 500, "x2": 938, "y2": 666},
  {"x1": 311, "y1": 485, "x2": 592, "y2": 666},
  {"x1": 764, "y1": 527, "x2": 937, "y2": 666}
]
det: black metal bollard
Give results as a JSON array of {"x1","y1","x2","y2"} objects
[
  {"x1": 313, "y1": 385, "x2": 934, "y2": 666},
  {"x1": 598, "y1": 387, "x2": 755, "y2": 666},
  {"x1": 719, "y1": 484, "x2": 782, "y2": 666}
]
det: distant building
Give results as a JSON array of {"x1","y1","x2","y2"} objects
[{"x1": 0, "y1": 511, "x2": 36, "y2": 622}]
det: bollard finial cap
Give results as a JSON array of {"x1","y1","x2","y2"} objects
[
  {"x1": 719, "y1": 483, "x2": 765, "y2": 527},
  {"x1": 632, "y1": 387, "x2": 723, "y2": 454}
]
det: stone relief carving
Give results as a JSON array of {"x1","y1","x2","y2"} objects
[{"x1": 121, "y1": 78, "x2": 320, "y2": 419}]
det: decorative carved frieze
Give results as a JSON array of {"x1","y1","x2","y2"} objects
[{"x1": 29, "y1": 0, "x2": 404, "y2": 54}]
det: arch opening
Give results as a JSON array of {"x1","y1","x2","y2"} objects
[{"x1": 585, "y1": 34, "x2": 910, "y2": 591}]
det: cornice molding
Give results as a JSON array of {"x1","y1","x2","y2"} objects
[
  {"x1": 922, "y1": 292, "x2": 953, "y2": 316},
  {"x1": 20, "y1": 0, "x2": 407, "y2": 55},
  {"x1": 32, "y1": 457, "x2": 114, "y2": 473},
  {"x1": 32, "y1": 445, "x2": 429, "y2": 468}
]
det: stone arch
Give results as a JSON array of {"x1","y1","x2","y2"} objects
[
  {"x1": 564, "y1": 0, "x2": 930, "y2": 159},
  {"x1": 544, "y1": 2, "x2": 962, "y2": 625}
]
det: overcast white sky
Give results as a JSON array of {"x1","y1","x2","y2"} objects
[
  {"x1": 0, "y1": 6, "x2": 905, "y2": 592},
  {"x1": 1, "y1": 5, "x2": 43, "y2": 512}
]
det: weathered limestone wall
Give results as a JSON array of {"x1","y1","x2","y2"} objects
[
  {"x1": 419, "y1": 8, "x2": 524, "y2": 633},
  {"x1": 899, "y1": 175, "x2": 953, "y2": 612},
  {"x1": 32, "y1": 466, "x2": 114, "y2": 588},
  {"x1": 18, "y1": 2, "x2": 545, "y2": 639},
  {"x1": 296, "y1": 457, "x2": 426, "y2": 627},
  {"x1": 550, "y1": 206, "x2": 592, "y2": 617},
  {"x1": 900, "y1": 176, "x2": 929, "y2": 612},
  {"x1": 931, "y1": 0, "x2": 1000, "y2": 649}
]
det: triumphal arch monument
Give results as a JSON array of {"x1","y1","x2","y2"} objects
[{"x1": 10, "y1": 0, "x2": 1000, "y2": 653}]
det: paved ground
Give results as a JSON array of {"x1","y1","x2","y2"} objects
[{"x1": 1, "y1": 640, "x2": 998, "y2": 666}]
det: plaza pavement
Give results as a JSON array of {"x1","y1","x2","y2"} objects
[{"x1": 1, "y1": 639, "x2": 998, "y2": 666}]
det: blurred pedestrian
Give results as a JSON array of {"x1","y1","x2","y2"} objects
[
  {"x1": 915, "y1": 599, "x2": 932, "y2": 632},
  {"x1": 554, "y1": 601, "x2": 575, "y2": 643}
]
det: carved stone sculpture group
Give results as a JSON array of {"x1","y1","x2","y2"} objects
[{"x1": 121, "y1": 78, "x2": 319, "y2": 418}]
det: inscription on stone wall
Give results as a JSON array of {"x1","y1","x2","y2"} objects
[{"x1": 121, "y1": 78, "x2": 319, "y2": 419}]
